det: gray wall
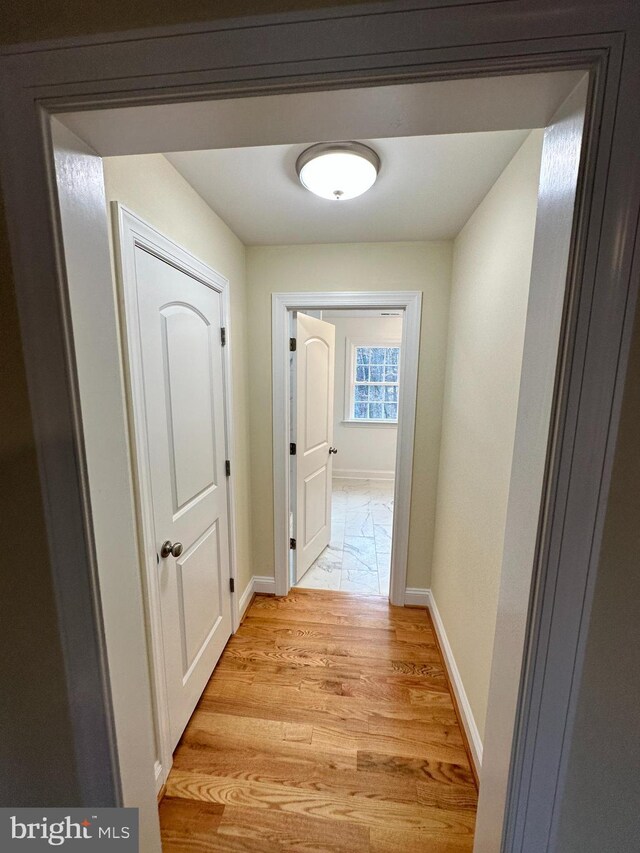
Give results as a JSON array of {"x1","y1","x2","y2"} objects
[
  {"x1": 1, "y1": 0, "x2": 378, "y2": 45},
  {"x1": 0, "y1": 196, "x2": 81, "y2": 805},
  {"x1": 554, "y1": 298, "x2": 640, "y2": 852}
]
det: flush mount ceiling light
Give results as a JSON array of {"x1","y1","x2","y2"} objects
[{"x1": 296, "y1": 142, "x2": 380, "y2": 201}]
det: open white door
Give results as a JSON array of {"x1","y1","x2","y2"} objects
[
  {"x1": 294, "y1": 312, "x2": 336, "y2": 582},
  {"x1": 129, "y1": 232, "x2": 233, "y2": 752}
]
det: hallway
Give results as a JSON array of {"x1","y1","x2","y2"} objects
[{"x1": 159, "y1": 589, "x2": 478, "y2": 852}]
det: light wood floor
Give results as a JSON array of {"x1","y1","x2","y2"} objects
[{"x1": 159, "y1": 589, "x2": 478, "y2": 852}]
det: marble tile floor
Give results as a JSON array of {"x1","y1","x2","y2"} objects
[{"x1": 295, "y1": 478, "x2": 394, "y2": 596}]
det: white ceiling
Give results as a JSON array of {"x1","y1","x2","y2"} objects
[
  {"x1": 61, "y1": 71, "x2": 582, "y2": 156},
  {"x1": 60, "y1": 69, "x2": 582, "y2": 245},
  {"x1": 165, "y1": 130, "x2": 530, "y2": 245}
]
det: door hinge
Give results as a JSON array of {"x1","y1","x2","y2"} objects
[
  {"x1": 221, "y1": 327, "x2": 227, "y2": 346},
  {"x1": 289, "y1": 337, "x2": 297, "y2": 352},
  {"x1": 290, "y1": 537, "x2": 297, "y2": 550},
  {"x1": 290, "y1": 442, "x2": 296, "y2": 455},
  {"x1": 225, "y1": 459, "x2": 231, "y2": 477},
  {"x1": 229, "y1": 577, "x2": 235, "y2": 593}
]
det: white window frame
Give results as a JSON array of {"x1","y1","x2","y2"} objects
[{"x1": 343, "y1": 336, "x2": 402, "y2": 426}]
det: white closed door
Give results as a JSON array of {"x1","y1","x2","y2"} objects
[
  {"x1": 136, "y1": 246, "x2": 232, "y2": 750},
  {"x1": 295, "y1": 312, "x2": 336, "y2": 581}
]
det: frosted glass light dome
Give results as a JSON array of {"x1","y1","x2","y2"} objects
[{"x1": 296, "y1": 142, "x2": 380, "y2": 201}]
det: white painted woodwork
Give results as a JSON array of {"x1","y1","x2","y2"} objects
[
  {"x1": 272, "y1": 291, "x2": 422, "y2": 603},
  {"x1": 51, "y1": 122, "x2": 162, "y2": 851},
  {"x1": 132, "y1": 238, "x2": 232, "y2": 751},
  {"x1": 475, "y1": 79, "x2": 588, "y2": 853},
  {"x1": 295, "y1": 312, "x2": 336, "y2": 581}
]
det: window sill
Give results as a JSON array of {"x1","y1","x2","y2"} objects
[{"x1": 341, "y1": 419, "x2": 398, "y2": 428}]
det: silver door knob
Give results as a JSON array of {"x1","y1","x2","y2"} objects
[
  {"x1": 329, "y1": 447, "x2": 338, "y2": 454},
  {"x1": 160, "y1": 540, "x2": 183, "y2": 558}
]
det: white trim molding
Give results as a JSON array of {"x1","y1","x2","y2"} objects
[
  {"x1": 253, "y1": 575, "x2": 277, "y2": 595},
  {"x1": 404, "y1": 585, "x2": 483, "y2": 773},
  {"x1": 427, "y1": 589, "x2": 483, "y2": 772},
  {"x1": 272, "y1": 291, "x2": 422, "y2": 604},
  {"x1": 403, "y1": 588, "x2": 431, "y2": 607},
  {"x1": 237, "y1": 575, "x2": 277, "y2": 623},
  {"x1": 334, "y1": 469, "x2": 395, "y2": 481},
  {"x1": 237, "y1": 579, "x2": 255, "y2": 623}
]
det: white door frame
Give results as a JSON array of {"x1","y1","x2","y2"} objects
[
  {"x1": 113, "y1": 203, "x2": 239, "y2": 790},
  {"x1": 272, "y1": 291, "x2": 422, "y2": 604}
]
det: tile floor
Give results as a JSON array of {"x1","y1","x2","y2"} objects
[{"x1": 295, "y1": 478, "x2": 394, "y2": 595}]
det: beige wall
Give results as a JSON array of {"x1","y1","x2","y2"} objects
[
  {"x1": 246, "y1": 241, "x2": 452, "y2": 588},
  {"x1": 430, "y1": 131, "x2": 544, "y2": 741},
  {"x1": 102, "y1": 154, "x2": 254, "y2": 598},
  {"x1": 329, "y1": 315, "x2": 402, "y2": 478}
]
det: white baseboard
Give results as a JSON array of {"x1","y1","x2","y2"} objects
[
  {"x1": 404, "y1": 587, "x2": 430, "y2": 607},
  {"x1": 253, "y1": 575, "x2": 277, "y2": 595},
  {"x1": 236, "y1": 575, "x2": 276, "y2": 630},
  {"x1": 427, "y1": 589, "x2": 483, "y2": 772},
  {"x1": 333, "y1": 469, "x2": 395, "y2": 481},
  {"x1": 237, "y1": 578, "x2": 255, "y2": 622}
]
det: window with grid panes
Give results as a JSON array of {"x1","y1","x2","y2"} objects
[{"x1": 351, "y1": 345, "x2": 400, "y2": 421}]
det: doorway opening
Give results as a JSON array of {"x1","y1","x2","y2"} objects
[
  {"x1": 291, "y1": 308, "x2": 404, "y2": 596},
  {"x1": 272, "y1": 290, "x2": 422, "y2": 604},
  {"x1": 46, "y1": 65, "x2": 594, "y2": 852}
]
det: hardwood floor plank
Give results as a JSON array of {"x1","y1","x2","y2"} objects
[
  {"x1": 416, "y1": 780, "x2": 478, "y2": 811},
  {"x1": 174, "y1": 741, "x2": 355, "y2": 779},
  {"x1": 394, "y1": 626, "x2": 437, "y2": 642},
  {"x1": 228, "y1": 633, "x2": 441, "y2": 663},
  {"x1": 311, "y1": 724, "x2": 469, "y2": 766},
  {"x1": 222, "y1": 643, "x2": 445, "y2": 677},
  {"x1": 367, "y1": 712, "x2": 464, "y2": 741},
  {"x1": 213, "y1": 680, "x2": 454, "y2": 726},
  {"x1": 357, "y1": 752, "x2": 475, "y2": 788},
  {"x1": 165, "y1": 770, "x2": 477, "y2": 834},
  {"x1": 408, "y1": 685, "x2": 457, "y2": 705},
  {"x1": 245, "y1": 605, "x2": 428, "y2": 630},
  {"x1": 218, "y1": 660, "x2": 450, "y2": 694},
  {"x1": 159, "y1": 797, "x2": 225, "y2": 852},
  {"x1": 182, "y1": 722, "x2": 358, "y2": 772},
  {"x1": 370, "y1": 826, "x2": 475, "y2": 853},
  {"x1": 216, "y1": 806, "x2": 370, "y2": 853},
  {"x1": 172, "y1": 744, "x2": 420, "y2": 804},
  {"x1": 161, "y1": 589, "x2": 478, "y2": 851},
  {"x1": 240, "y1": 619, "x2": 398, "y2": 643},
  {"x1": 198, "y1": 684, "x2": 370, "y2": 732}
]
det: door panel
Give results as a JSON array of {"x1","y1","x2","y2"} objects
[
  {"x1": 304, "y1": 466, "x2": 329, "y2": 547},
  {"x1": 305, "y1": 337, "x2": 331, "y2": 451},
  {"x1": 176, "y1": 523, "x2": 221, "y2": 671},
  {"x1": 295, "y1": 313, "x2": 335, "y2": 581},
  {"x1": 135, "y1": 246, "x2": 232, "y2": 750},
  {"x1": 162, "y1": 305, "x2": 216, "y2": 510}
]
